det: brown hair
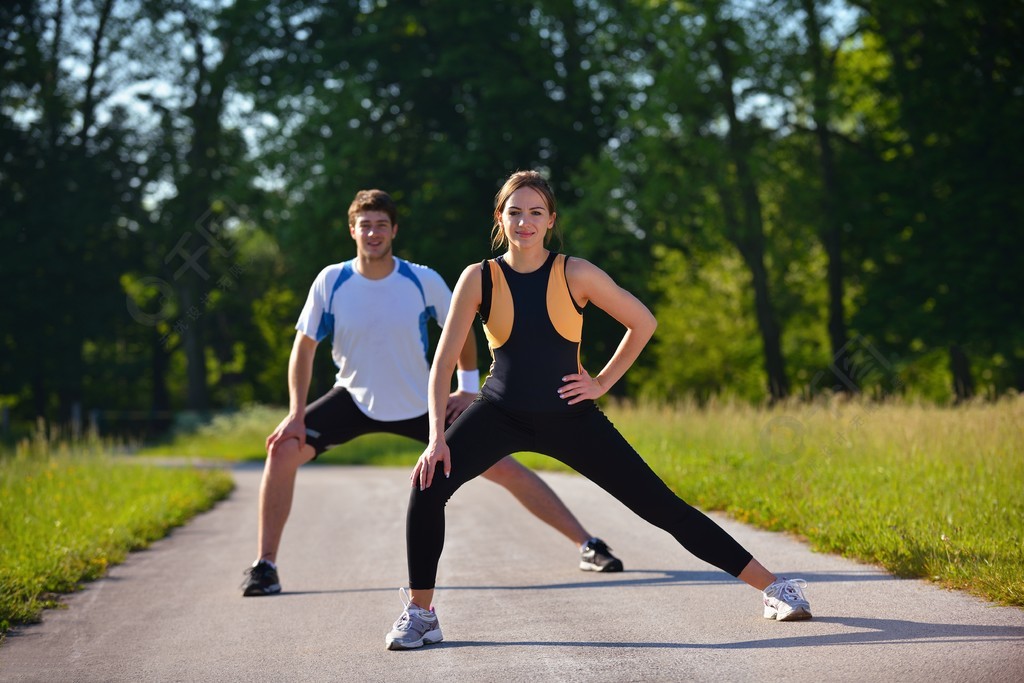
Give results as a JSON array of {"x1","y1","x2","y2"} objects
[
  {"x1": 490, "y1": 170, "x2": 561, "y2": 251},
  {"x1": 348, "y1": 189, "x2": 398, "y2": 227}
]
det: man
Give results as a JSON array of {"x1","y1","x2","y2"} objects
[{"x1": 242, "y1": 189, "x2": 622, "y2": 596}]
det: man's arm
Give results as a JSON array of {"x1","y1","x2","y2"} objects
[
  {"x1": 266, "y1": 332, "x2": 319, "y2": 451},
  {"x1": 286, "y1": 332, "x2": 318, "y2": 415}
]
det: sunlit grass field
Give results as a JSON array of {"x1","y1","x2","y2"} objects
[
  {"x1": 595, "y1": 396, "x2": 1024, "y2": 609},
  {"x1": 0, "y1": 434, "x2": 233, "y2": 640},
  {"x1": 139, "y1": 397, "x2": 1024, "y2": 608}
]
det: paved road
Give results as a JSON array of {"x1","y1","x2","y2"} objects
[{"x1": 2, "y1": 462, "x2": 1023, "y2": 682}]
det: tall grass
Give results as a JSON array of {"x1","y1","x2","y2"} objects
[
  {"x1": 610, "y1": 395, "x2": 1023, "y2": 607},
  {"x1": 0, "y1": 427, "x2": 234, "y2": 640}
]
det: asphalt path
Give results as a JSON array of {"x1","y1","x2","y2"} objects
[{"x1": 2, "y1": 461, "x2": 1023, "y2": 682}]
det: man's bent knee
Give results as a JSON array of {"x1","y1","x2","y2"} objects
[{"x1": 266, "y1": 437, "x2": 316, "y2": 471}]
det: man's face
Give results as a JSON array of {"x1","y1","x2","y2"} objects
[{"x1": 350, "y1": 210, "x2": 397, "y2": 260}]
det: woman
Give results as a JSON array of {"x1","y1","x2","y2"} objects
[{"x1": 385, "y1": 170, "x2": 811, "y2": 650}]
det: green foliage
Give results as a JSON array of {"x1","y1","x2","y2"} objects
[
  {"x1": 847, "y1": 0, "x2": 1024, "y2": 392},
  {"x1": 250, "y1": 0, "x2": 641, "y2": 284},
  {"x1": 251, "y1": 287, "x2": 299, "y2": 399},
  {"x1": 2, "y1": 0, "x2": 1022, "y2": 421},
  {"x1": 0, "y1": 451, "x2": 233, "y2": 638},
  {"x1": 635, "y1": 246, "x2": 767, "y2": 402}
]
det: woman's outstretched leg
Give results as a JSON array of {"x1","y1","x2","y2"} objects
[
  {"x1": 387, "y1": 400, "x2": 529, "y2": 650},
  {"x1": 543, "y1": 405, "x2": 811, "y2": 620}
]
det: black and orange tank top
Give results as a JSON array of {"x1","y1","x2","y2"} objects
[{"x1": 478, "y1": 251, "x2": 586, "y2": 413}]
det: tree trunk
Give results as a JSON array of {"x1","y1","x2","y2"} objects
[
  {"x1": 949, "y1": 344, "x2": 975, "y2": 403},
  {"x1": 32, "y1": 367, "x2": 47, "y2": 419},
  {"x1": 712, "y1": 25, "x2": 790, "y2": 401},
  {"x1": 150, "y1": 329, "x2": 171, "y2": 413},
  {"x1": 1013, "y1": 358, "x2": 1024, "y2": 393},
  {"x1": 172, "y1": 14, "x2": 234, "y2": 412},
  {"x1": 712, "y1": 175, "x2": 790, "y2": 401},
  {"x1": 149, "y1": 329, "x2": 172, "y2": 436},
  {"x1": 743, "y1": 240, "x2": 790, "y2": 400},
  {"x1": 78, "y1": 0, "x2": 115, "y2": 141},
  {"x1": 802, "y1": 0, "x2": 850, "y2": 372},
  {"x1": 179, "y1": 280, "x2": 208, "y2": 411}
]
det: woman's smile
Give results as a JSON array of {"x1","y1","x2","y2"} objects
[{"x1": 502, "y1": 186, "x2": 555, "y2": 247}]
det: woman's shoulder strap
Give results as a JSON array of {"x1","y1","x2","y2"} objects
[{"x1": 479, "y1": 259, "x2": 493, "y2": 323}]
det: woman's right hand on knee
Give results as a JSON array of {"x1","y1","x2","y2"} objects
[{"x1": 412, "y1": 441, "x2": 451, "y2": 491}]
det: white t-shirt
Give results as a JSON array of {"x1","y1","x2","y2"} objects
[{"x1": 295, "y1": 257, "x2": 453, "y2": 421}]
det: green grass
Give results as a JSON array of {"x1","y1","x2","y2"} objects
[
  {"x1": 0, "y1": 445, "x2": 233, "y2": 640},
  {"x1": 139, "y1": 406, "x2": 279, "y2": 461},
  {"x1": 594, "y1": 396, "x2": 1023, "y2": 608},
  {"x1": 139, "y1": 397, "x2": 1023, "y2": 608}
]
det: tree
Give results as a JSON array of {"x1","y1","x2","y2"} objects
[
  {"x1": 848, "y1": 0, "x2": 1024, "y2": 399},
  {"x1": 240, "y1": 0, "x2": 639, "y2": 280},
  {"x1": 120, "y1": 0, "x2": 299, "y2": 411},
  {"x1": 573, "y1": 0, "x2": 796, "y2": 400},
  {"x1": 791, "y1": 0, "x2": 858, "y2": 372},
  {"x1": 0, "y1": 0, "x2": 149, "y2": 422}
]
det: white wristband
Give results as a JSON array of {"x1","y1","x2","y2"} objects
[{"x1": 457, "y1": 369, "x2": 480, "y2": 393}]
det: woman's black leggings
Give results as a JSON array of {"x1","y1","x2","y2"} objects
[{"x1": 406, "y1": 397, "x2": 753, "y2": 589}]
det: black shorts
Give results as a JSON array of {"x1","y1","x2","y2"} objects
[{"x1": 304, "y1": 387, "x2": 428, "y2": 458}]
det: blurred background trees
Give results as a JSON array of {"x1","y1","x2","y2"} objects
[{"x1": 2, "y1": 0, "x2": 1021, "y2": 433}]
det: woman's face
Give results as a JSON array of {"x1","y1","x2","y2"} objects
[{"x1": 500, "y1": 186, "x2": 555, "y2": 250}]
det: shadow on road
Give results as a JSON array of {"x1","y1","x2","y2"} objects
[
  {"x1": 446, "y1": 568, "x2": 898, "y2": 592},
  {"x1": 264, "y1": 568, "x2": 900, "y2": 596},
  {"x1": 425, "y1": 617, "x2": 1024, "y2": 651}
]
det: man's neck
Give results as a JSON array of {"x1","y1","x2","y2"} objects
[{"x1": 353, "y1": 253, "x2": 396, "y2": 280}]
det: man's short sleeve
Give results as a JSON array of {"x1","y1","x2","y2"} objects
[
  {"x1": 295, "y1": 266, "x2": 332, "y2": 341},
  {"x1": 420, "y1": 267, "x2": 454, "y2": 327}
]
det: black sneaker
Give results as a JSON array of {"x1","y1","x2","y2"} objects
[
  {"x1": 579, "y1": 538, "x2": 624, "y2": 572},
  {"x1": 241, "y1": 560, "x2": 281, "y2": 596}
]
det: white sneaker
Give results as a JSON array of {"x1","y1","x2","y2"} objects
[
  {"x1": 763, "y1": 578, "x2": 812, "y2": 621},
  {"x1": 385, "y1": 588, "x2": 443, "y2": 650}
]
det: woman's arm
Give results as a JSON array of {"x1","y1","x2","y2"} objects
[
  {"x1": 444, "y1": 326, "x2": 480, "y2": 424},
  {"x1": 413, "y1": 263, "x2": 483, "y2": 490},
  {"x1": 558, "y1": 257, "x2": 657, "y2": 405}
]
